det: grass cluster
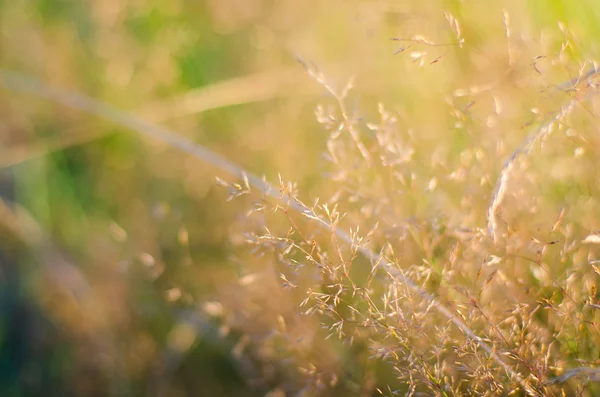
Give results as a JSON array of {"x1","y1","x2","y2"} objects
[
  {"x1": 2, "y1": 1, "x2": 600, "y2": 396},
  {"x1": 216, "y1": 61, "x2": 600, "y2": 396}
]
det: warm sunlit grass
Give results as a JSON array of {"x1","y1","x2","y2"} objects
[{"x1": 2, "y1": 1, "x2": 600, "y2": 396}]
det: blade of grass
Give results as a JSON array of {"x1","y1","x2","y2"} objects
[
  {"x1": 487, "y1": 66, "x2": 599, "y2": 242},
  {"x1": 138, "y1": 68, "x2": 319, "y2": 123}
]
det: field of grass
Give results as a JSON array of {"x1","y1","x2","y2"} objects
[{"x1": 2, "y1": 1, "x2": 600, "y2": 396}]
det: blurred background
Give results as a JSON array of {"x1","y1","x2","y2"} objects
[{"x1": 1, "y1": 1, "x2": 600, "y2": 396}]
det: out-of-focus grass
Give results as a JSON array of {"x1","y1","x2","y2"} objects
[{"x1": 2, "y1": 0, "x2": 600, "y2": 396}]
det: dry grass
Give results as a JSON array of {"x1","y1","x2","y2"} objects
[
  {"x1": 215, "y1": 15, "x2": 600, "y2": 397},
  {"x1": 3, "y1": 1, "x2": 600, "y2": 396}
]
